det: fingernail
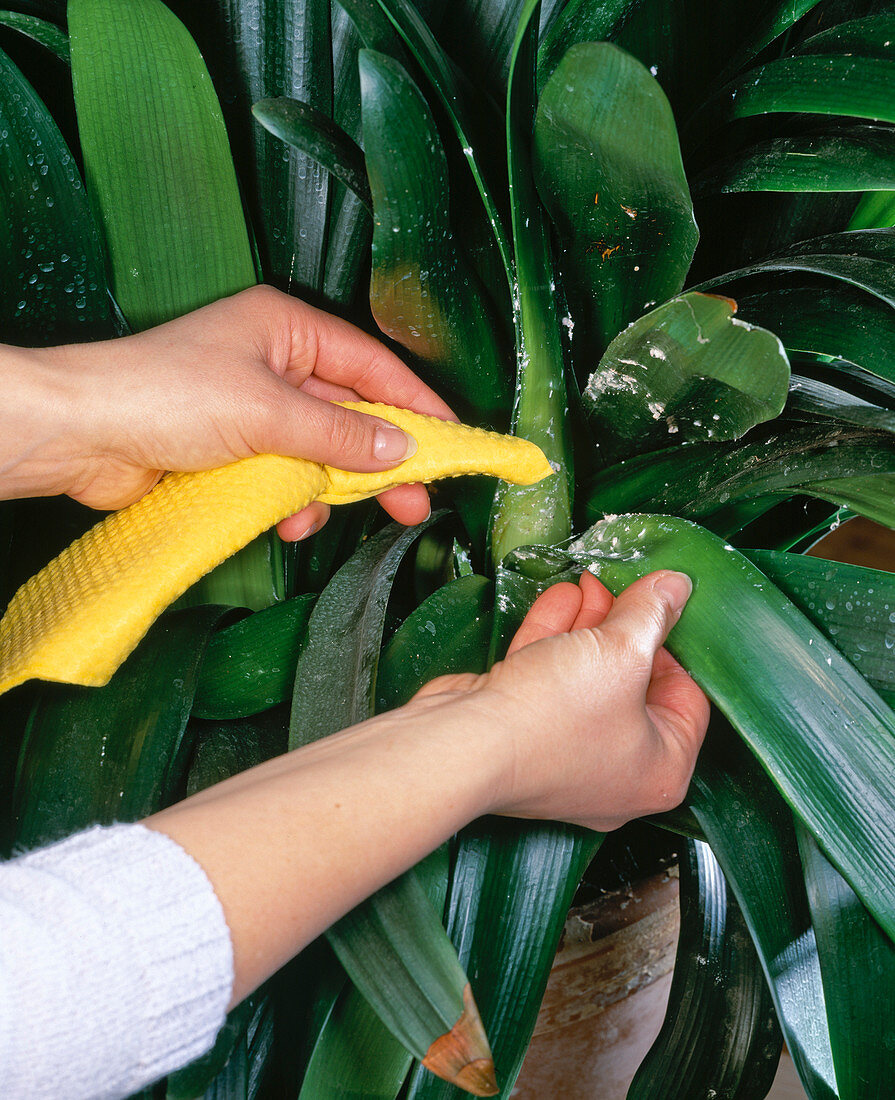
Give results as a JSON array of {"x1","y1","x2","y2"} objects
[
  {"x1": 374, "y1": 426, "x2": 417, "y2": 464},
  {"x1": 653, "y1": 571, "x2": 693, "y2": 618},
  {"x1": 297, "y1": 521, "x2": 319, "y2": 541}
]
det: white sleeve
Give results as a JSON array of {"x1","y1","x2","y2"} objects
[{"x1": 0, "y1": 821, "x2": 234, "y2": 1100}]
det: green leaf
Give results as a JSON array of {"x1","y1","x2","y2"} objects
[
  {"x1": 849, "y1": 189, "x2": 895, "y2": 228},
  {"x1": 376, "y1": 574, "x2": 493, "y2": 711},
  {"x1": 536, "y1": 0, "x2": 630, "y2": 88},
  {"x1": 787, "y1": 372, "x2": 895, "y2": 433},
  {"x1": 801, "y1": 471, "x2": 895, "y2": 528},
  {"x1": 695, "y1": 229, "x2": 895, "y2": 307},
  {"x1": 688, "y1": 56, "x2": 895, "y2": 148},
  {"x1": 68, "y1": 0, "x2": 256, "y2": 331},
  {"x1": 405, "y1": 560, "x2": 602, "y2": 1100},
  {"x1": 252, "y1": 97, "x2": 372, "y2": 212},
  {"x1": 575, "y1": 513, "x2": 895, "y2": 947},
  {"x1": 533, "y1": 42, "x2": 698, "y2": 359},
  {"x1": 627, "y1": 839, "x2": 782, "y2": 1100},
  {"x1": 359, "y1": 49, "x2": 511, "y2": 420},
  {"x1": 14, "y1": 606, "x2": 228, "y2": 848},
  {"x1": 490, "y1": 0, "x2": 573, "y2": 566},
  {"x1": 367, "y1": 0, "x2": 513, "y2": 280},
  {"x1": 299, "y1": 846, "x2": 451, "y2": 1100},
  {"x1": 733, "y1": 283, "x2": 895, "y2": 386},
  {"x1": 0, "y1": 11, "x2": 68, "y2": 62},
  {"x1": 192, "y1": 595, "x2": 316, "y2": 720},
  {"x1": 795, "y1": 12, "x2": 895, "y2": 61},
  {"x1": 693, "y1": 125, "x2": 895, "y2": 196},
  {"x1": 0, "y1": 45, "x2": 109, "y2": 342},
  {"x1": 581, "y1": 292, "x2": 790, "y2": 463},
  {"x1": 289, "y1": 515, "x2": 487, "y2": 1078},
  {"x1": 689, "y1": 727, "x2": 837, "y2": 1099},
  {"x1": 797, "y1": 823, "x2": 895, "y2": 1100},
  {"x1": 585, "y1": 420, "x2": 895, "y2": 525}
]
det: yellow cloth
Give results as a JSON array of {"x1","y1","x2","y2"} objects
[{"x1": 0, "y1": 402, "x2": 551, "y2": 694}]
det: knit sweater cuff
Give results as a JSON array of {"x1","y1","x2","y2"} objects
[{"x1": 0, "y1": 821, "x2": 234, "y2": 1100}]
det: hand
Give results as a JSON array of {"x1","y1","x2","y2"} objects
[
  {"x1": 5, "y1": 285, "x2": 456, "y2": 538},
  {"x1": 410, "y1": 569, "x2": 710, "y2": 832}
]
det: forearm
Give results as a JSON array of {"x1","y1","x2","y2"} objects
[{"x1": 144, "y1": 696, "x2": 504, "y2": 1009}]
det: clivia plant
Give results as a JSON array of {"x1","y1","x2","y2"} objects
[{"x1": 1, "y1": 0, "x2": 894, "y2": 1097}]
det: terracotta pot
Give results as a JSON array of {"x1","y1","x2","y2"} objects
[{"x1": 512, "y1": 869, "x2": 679, "y2": 1099}]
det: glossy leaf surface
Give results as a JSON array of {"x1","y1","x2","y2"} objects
[
  {"x1": 252, "y1": 97, "x2": 372, "y2": 212},
  {"x1": 628, "y1": 839, "x2": 782, "y2": 1100},
  {"x1": 575, "y1": 514, "x2": 895, "y2": 945},
  {"x1": 68, "y1": 0, "x2": 256, "y2": 331},
  {"x1": 534, "y1": 41, "x2": 698, "y2": 357},
  {"x1": 14, "y1": 606, "x2": 226, "y2": 848},
  {"x1": 491, "y1": 0, "x2": 572, "y2": 567},
  {"x1": 581, "y1": 292, "x2": 790, "y2": 463},
  {"x1": 360, "y1": 49, "x2": 510, "y2": 420},
  {"x1": 694, "y1": 126, "x2": 895, "y2": 196},
  {"x1": 192, "y1": 595, "x2": 316, "y2": 720},
  {"x1": 289, "y1": 515, "x2": 486, "y2": 1082},
  {"x1": 0, "y1": 46, "x2": 109, "y2": 341},
  {"x1": 798, "y1": 823, "x2": 895, "y2": 1100},
  {"x1": 0, "y1": 11, "x2": 68, "y2": 61},
  {"x1": 690, "y1": 728, "x2": 837, "y2": 1099}
]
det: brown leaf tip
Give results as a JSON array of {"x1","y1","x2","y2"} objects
[{"x1": 422, "y1": 984, "x2": 498, "y2": 1096}]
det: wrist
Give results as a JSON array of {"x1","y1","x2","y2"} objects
[{"x1": 0, "y1": 342, "x2": 91, "y2": 500}]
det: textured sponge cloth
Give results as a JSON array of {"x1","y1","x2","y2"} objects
[{"x1": 0, "y1": 402, "x2": 552, "y2": 696}]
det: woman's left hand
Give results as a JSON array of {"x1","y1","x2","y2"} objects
[{"x1": 2, "y1": 285, "x2": 455, "y2": 539}]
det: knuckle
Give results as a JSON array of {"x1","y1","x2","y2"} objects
[{"x1": 327, "y1": 408, "x2": 370, "y2": 456}]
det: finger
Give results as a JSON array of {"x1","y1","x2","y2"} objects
[
  {"x1": 284, "y1": 298, "x2": 458, "y2": 421},
  {"x1": 599, "y1": 570, "x2": 693, "y2": 667},
  {"x1": 376, "y1": 483, "x2": 431, "y2": 526},
  {"x1": 276, "y1": 501, "x2": 330, "y2": 542},
  {"x1": 573, "y1": 570, "x2": 615, "y2": 630},
  {"x1": 506, "y1": 581, "x2": 583, "y2": 656},
  {"x1": 299, "y1": 375, "x2": 361, "y2": 405},
  {"x1": 259, "y1": 386, "x2": 419, "y2": 472}
]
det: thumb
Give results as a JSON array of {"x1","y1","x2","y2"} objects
[
  {"x1": 599, "y1": 570, "x2": 693, "y2": 664},
  {"x1": 255, "y1": 385, "x2": 418, "y2": 472}
]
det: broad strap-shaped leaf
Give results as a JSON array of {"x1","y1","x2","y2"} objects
[
  {"x1": 252, "y1": 97, "x2": 372, "y2": 212},
  {"x1": 0, "y1": 45, "x2": 109, "y2": 341},
  {"x1": 574, "y1": 513, "x2": 895, "y2": 947},
  {"x1": 581, "y1": 291, "x2": 790, "y2": 463},
  {"x1": 490, "y1": 0, "x2": 572, "y2": 567},
  {"x1": 360, "y1": 49, "x2": 511, "y2": 420},
  {"x1": 192, "y1": 594, "x2": 316, "y2": 720},
  {"x1": 693, "y1": 125, "x2": 895, "y2": 197},
  {"x1": 0, "y1": 11, "x2": 68, "y2": 62},
  {"x1": 687, "y1": 55, "x2": 895, "y2": 148},
  {"x1": 627, "y1": 839, "x2": 782, "y2": 1100},
  {"x1": 405, "y1": 560, "x2": 602, "y2": 1100},
  {"x1": 68, "y1": 0, "x2": 256, "y2": 330},
  {"x1": 733, "y1": 283, "x2": 895, "y2": 385},
  {"x1": 585, "y1": 419, "x2": 895, "y2": 526},
  {"x1": 289, "y1": 516, "x2": 497, "y2": 1095},
  {"x1": 366, "y1": 0, "x2": 513, "y2": 279},
  {"x1": 696, "y1": 229, "x2": 895, "y2": 307},
  {"x1": 787, "y1": 372, "x2": 895, "y2": 433},
  {"x1": 797, "y1": 822, "x2": 895, "y2": 1100},
  {"x1": 794, "y1": 12, "x2": 895, "y2": 61},
  {"x1": 170, "y1": 0, "x2": 334, "y2": 294},
  {"x1": 747, "y1": 558, "x2": 895, "y2": 704},
  {"x1": 14, "y1": 606, "x2": 228, "y2": 849},
  {"x1": 376, "y1": 575, "x2": 493, "y2": 712},
  {"x1": 533, "y1": 41, "x2": 698, "y2": 360},
  {"x1": 850, "y1": 189, "x2": 895, "y2": 229},
  {"x1": 689, "y1": 726, "x2": 837, "y2": 1099},
  {"x1": 536, "y1": 0, "x2": 631, "y2": 88}
]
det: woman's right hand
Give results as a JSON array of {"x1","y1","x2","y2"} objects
[{"x1": 410, "y1": 569, "x2": 710, "y2": 833}]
